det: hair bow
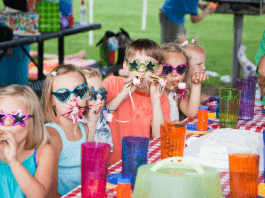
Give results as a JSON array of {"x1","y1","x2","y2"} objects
[{"x1": 181, "y1": 40, "x2": 189, "y2": 46}]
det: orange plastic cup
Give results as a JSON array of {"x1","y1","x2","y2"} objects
[
  {"x1": 210, "y1": 2, "x2": 218, "y2": 9},
  {"x1": 229, "y1": 153, "x2": 259, "y2": 198},
  {"x1": 160, "y1": 123, "x2": 186, "y2": 160}
]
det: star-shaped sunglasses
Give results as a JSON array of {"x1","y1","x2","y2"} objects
[
  {"x1": 127, "y1": 59, "x2": 158, "y2": 73},
  {"x1": 89, "y1": 87, "x2": 108, "y2": 101},
  {"x1": 52, "y1": 84, "x2": 88, "y2": 103},
  {"x1": 0, "y1": 109, "x2": 34, "y2": 127},
  {"x1": 162, "y1": 64, "x2": 188, "y2": 76}
]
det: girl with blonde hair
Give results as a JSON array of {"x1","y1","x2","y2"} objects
[
  {"x1": 177, "y1": 34, "x2": 216, "y2": 107},
  {"x1": 0, "y1": 84, "x2": 54, "y2": 198},
  {"x1": 41, "y1": 64, "x2": 92, "y2": 196},
  {"x1": 161, "y1": 41, "x2": 209, "y2": 121}
]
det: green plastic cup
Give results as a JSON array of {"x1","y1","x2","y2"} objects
[{"x1": 219, "y1": 88, "x2": 241, "y2": 129}]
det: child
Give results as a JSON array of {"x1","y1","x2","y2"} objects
[
  {"x1": 161, "y1": 43, "x2": 209, "y2": 120},
  {"x1": 178, "y1": 35, "x2": 214, "y2": 104},
  {"x1": 41, "y1": 64, "x2": 91, "y2": 196},
  {"x1": 103, "y1": 38, "x2": 171, "y2": 165},
  {"x1": 81, "y1": 67, "x2": 114, "y2": 152},
  {"x1": 0, "y1": 84, "x2": 54, "y2": 198}
]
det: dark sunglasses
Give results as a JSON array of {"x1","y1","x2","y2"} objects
[
  {"x1": 162, "y1": 64, "x2": 188, "y2": 76},
  {"x1": 89, "y1": 87, "x2": 108, "y2": 101},
  {"x1": 127, "y1": 59, "x2": 158, "y2": 73},
  {"x1": 0, "y1": 109, "x2": 33, "y2": 127},
  {"x1": 52, "y1": 84, "x2": 88, "y2": 103}
]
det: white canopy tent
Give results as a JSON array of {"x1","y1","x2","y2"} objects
[{"x1": 88, "y1": 0, "x2": 148, "y2": 46}]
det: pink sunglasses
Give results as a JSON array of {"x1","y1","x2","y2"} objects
[{"x1": 162, "y1": 64, "x2": 188, "y2": 76}]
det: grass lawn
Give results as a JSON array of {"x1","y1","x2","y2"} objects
[{"x1": 1, "y1": 0, "x2": 265, "y2": 88}]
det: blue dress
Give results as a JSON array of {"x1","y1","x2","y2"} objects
[
  {"x1": 45, "y1": 122, "x2": 86, "y2": 195},
  {"x1": 0, "y1": 148, "x2": 38, "y2": 198}
]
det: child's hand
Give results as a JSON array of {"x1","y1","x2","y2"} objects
[
  {"x1": 0, "y1": 131, "x2": 17, "y2": 164},
  {"x1": 88, "y1": 105, "x2": 102, "y2": 123},
  {"x1": 191, "y1": 72, "x2": 209, "y2": 84},
  {"x1": 121, "y1": 75, "x2": 140, "y2": 98}
]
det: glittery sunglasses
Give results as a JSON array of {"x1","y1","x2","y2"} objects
[
  {"x1": 162, "y1": 64, "x2": 188, "y2": 76},
  {"x1": 127, "y1": 59, "x2": 158, "y2": 73},
  {"x1": 0, "y1": 109, "x2": 34, "y2": 127},
  {"x1": 52, "y1": 84, "x2": 88, "y2": 103},
  {"x1": 89, "y1": 87, "x2": 108, "y2": 101}
]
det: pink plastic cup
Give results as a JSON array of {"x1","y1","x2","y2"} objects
[{"x1": 81, "y1": 142, "x2": 110, "y2": 198}]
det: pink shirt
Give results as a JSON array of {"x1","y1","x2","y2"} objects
[{"x1": 103, "y1": 76, "x2": 171, "y2": 164}]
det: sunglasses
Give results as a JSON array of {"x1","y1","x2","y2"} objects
[
  {"x1": 89, "y1": 87, "x2": 108, "y2": 101},
  {"x1": 52, "y1": 84, "x2": 88, "y2": 103},
  {"x1": 162, "y1": 64, "x2": 188, "y2": 76},
  {"x1": 0, "y1": 109, "x2": 33, "y2": 127},
  {"x1": 127, "y1": 59, "x2": 158, "y2": 73}
]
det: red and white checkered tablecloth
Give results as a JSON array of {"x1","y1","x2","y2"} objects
[{"x1": 62, "y1": 106, "x2": 265, "y2": 198}]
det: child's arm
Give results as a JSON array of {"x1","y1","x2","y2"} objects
[
  {"x1": 150, "y1": 81, "x2": 166, "y2": 138},
  {"x1": 86, "y1": 105, "x2": 102, "y2": 142},
  {"x1": 258, "y1": 55, "x2": 265, "y2": 76},
  {"x1": 105, "y1": 76, "x2": 138, "y2": 111},
  {"x1": 46, "y1": 127, "x2": 63, "y2": 197},
  {"x1": 1, "y1": 131, "x2": 55, "y2": 198},
  {"x1": 179, "y1": 72, "x2": 209, "y2": 118}
]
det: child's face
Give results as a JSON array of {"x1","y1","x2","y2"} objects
[
  {"x1": 188, "y1": 51, "x2": 206, "y2": 77},
  {"x1": 163, "y1": 51, "x2": 187, "y2": 90},
  {"x1": 123, "y1": 51, "x2": 162, "y2": 89},
  {"x1": 85, "y1": 75, "x2": 105, "y2": 110},
  {"x1": 0, "y1": 96, "x2": 30, "y2": 145},
  {"x1": 52, "y1": 72, "x2": 88, "y2": 120}
]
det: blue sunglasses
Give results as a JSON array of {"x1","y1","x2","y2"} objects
[
  {"x1": 52, "y1": 84, "x2": 88, "y2": 103},
  {"x1": 89, "y1": 87, "x2": 108, "y2": 101}
]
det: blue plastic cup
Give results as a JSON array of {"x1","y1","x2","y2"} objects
[{"x1": 122, "y1": 136, "x2": 149, "y2": 189}]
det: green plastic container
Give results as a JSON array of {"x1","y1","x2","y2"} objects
[
  {"x1": 133, "y1": 157, "x2": 222, "y2": 198},
  {"x1": 38, "y1": 2, "x2": 60, "y2": 33}
]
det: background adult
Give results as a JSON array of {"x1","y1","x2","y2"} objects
[{"x1": 159, "y1": 0, "x2": 216, "y2": 44}]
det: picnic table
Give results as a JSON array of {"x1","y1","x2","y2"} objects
[
  {"x1": 0, "y1": 22, "x2": 101, "y2": 80},
  {"x1": 62, "y1": 105, "x2": 265, "y2": 198}
]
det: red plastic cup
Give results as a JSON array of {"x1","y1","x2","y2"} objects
[
  {"x1": 81, "y1": 142, "x2": 110, "y2": 198},
  {"x1": 67, "y1": 14, "x2": 74, "y2": 28}
]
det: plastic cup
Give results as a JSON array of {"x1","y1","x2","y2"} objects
[
  {"x1": 122, "y1": 136, "x2": 149, "y2": 190},
  {"x1": 236, "y1": 78, "x2": 256, "y2": 120},
  {"x1": 160, "y1": 123, "x2": 186, "y2": 160},
  {"x1": 229, "y1": 153, "x2": 259, "y2": 198},
  {"x1": 81, "y1": 142, "x2": 110, "y2": 198},
  {"x1": 219, "y1": 88, "x2": 241, "y2": 129}
]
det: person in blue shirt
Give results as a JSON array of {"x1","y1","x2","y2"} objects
[{"x1": 159, "y1": 0, "x2": 216, "y2": 44}]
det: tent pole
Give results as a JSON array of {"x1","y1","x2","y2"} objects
[
  {"x1": 89, "y1": 0, "x2": 94, "y2": 46},
  {"x1": 142, "y1": 0, "x2": 147, "y2": 30}
]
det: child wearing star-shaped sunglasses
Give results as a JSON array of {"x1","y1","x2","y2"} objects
[
  {"x1": 81, "y1": 67, "x2": 114, "y2": 153},
  {"x1": 161, "y1": 42, "x2": 209, "y2": 122},
  {"x1": 102, "y1": 38, "x2": 171, "y2": 165},
  {"x1": 0, "y1": 85, "x2": 53, "y2": 198}
]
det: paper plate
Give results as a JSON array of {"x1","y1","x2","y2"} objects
[{"x1": 185, "y1": 124, "x2": 213, "y2": 134}]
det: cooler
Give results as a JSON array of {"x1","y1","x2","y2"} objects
[{"x1": 0, "y1": 44, "x2": 30, "y2": 86}]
